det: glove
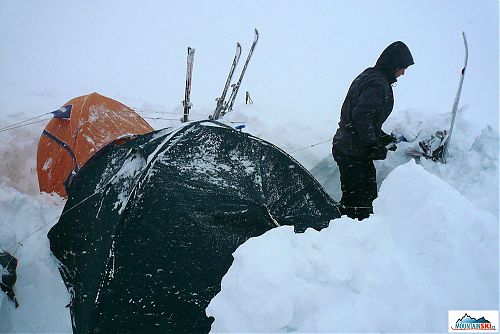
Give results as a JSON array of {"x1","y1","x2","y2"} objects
[
  {"x1": 387, "y1": 143, "x2": 397, "y2": 151},
  {"x1": 379, "y1": 131, "x2": 398, "y2": 146},
  {"x1": 368, "y1": 145, "x2": 388, "y2": 160}
]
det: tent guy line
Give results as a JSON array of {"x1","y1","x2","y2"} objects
[
  {"x1": 0, "y1": 112, "x2": 52, "y2": 132},
  {"x1": 3, "y1": 138, "x2": 161, "y2": 254},
  {"x1": 0, "y1": 118, "x2": 53, "y2": 133},
  {"x1": 289, "y1": 137, "x2": 333, "y2": 154},
  {"x1": 1, "y1": 192, "x2": 97, "y2": 254}
]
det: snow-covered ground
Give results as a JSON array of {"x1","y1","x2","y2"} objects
[
  {"x1": 0, "y1": 102, "x2": 498, "y2": 333},
  {"x1": 0, "y1": 1, "x2": 498, "y2": 333}
]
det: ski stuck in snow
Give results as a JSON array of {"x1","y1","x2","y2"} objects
[
  {"x1": 182, "y1": 47, "x2": 195, "y2": 123},
  {"x1": 408, "y1": 31, "x2": 468, "y2": 163},
  {"x1": 211, "y1": 29, "x2": 259, "y2": 120}
]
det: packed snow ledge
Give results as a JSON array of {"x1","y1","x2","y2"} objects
[{"x1": 207, "y1": 160, "x2": 499, "y2": 332}]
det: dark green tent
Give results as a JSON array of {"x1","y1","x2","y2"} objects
[{"x1": 48, "y1": 120, "x2": 340, "y2": 333}]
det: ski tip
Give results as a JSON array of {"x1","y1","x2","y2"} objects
[
  {"x1": 461, "y1": 32, "x2": 467, "y2": 44},
  {"x1": 251, "y1": 29, "x2": 259, "y2": 44}
]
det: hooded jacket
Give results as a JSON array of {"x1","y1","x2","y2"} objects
[{"x1": 332, "y1": 41, "x2": 414, "y2": 160}]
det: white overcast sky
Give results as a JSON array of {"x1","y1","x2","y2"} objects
[{"x1": 0, "y1": 0, "x2": 498, "y2": 129}]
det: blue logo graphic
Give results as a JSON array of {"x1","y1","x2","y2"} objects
[{"x1": 453, "y1": 313, "x2": 496, "y2": 331}]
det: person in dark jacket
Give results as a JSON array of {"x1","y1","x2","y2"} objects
[{"x1": 332, "y1": 41, "x2": 414, "y2": 220}]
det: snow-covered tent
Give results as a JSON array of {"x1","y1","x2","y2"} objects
[
  {"x1": 36, "y1": 92, "x2": 154, "y2": 197},
  {"x1": 47, "y1": 120, "x2": 340, "y2": 333}
]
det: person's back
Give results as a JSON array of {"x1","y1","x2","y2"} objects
[
  {"x1": 333, "y1": 67, "x2": 394, "y2": 160},
  {"x1": 332, "y1": 41, "x2": 414, "y2": 220}
]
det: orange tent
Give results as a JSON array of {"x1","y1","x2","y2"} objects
[{"x1": 37, "y1": 92, "x2": 154, "y2": 197}]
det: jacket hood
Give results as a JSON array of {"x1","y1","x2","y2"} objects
[{"x1": 375, "y1": 41, "x2": 414, "y2": 73}]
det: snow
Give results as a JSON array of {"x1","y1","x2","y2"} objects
[
  {"x1": 109, "y1": 150, "x2": 147, "y2": 214},
  {"x1": 0, "y1": 187, "x2": 69, "y2": 333},
  {"x1": 1, "y1": 105, "x2": 498, "y2": 334},
  {"x1": 0, "y1": 1, "x2": 498, "y2": 333},
  {"x1": 41, "y1": 157, "x2": 52, "y2": 171},
  {"x1": 207, "y1": 161, "x2": 498, "y2": 332}
]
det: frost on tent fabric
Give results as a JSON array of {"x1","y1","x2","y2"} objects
[
  {"x1": 47, "y1": 120, "x2": 341, "y2": 334},
  {"x1": 36, "y1": 92, "x2": 154, "y2": 197},
  {"x1": 0, "y1": 251, "x2": 19, "y2": 308}
]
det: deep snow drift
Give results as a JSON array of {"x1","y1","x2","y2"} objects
[
  {"x1": 207, "y1": 160, "x2": 498, "y2": 332},
  {"x1": 0, "y1": 102, "x2": 498, "y2": 333}
]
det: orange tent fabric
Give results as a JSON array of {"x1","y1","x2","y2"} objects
[{"x1": 37, "y1": 92, "x2": 154, "y2": 197}]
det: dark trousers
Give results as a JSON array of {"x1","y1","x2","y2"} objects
[{"x1": 333, "y1": 150, "x2": 377, "y2": 220}]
